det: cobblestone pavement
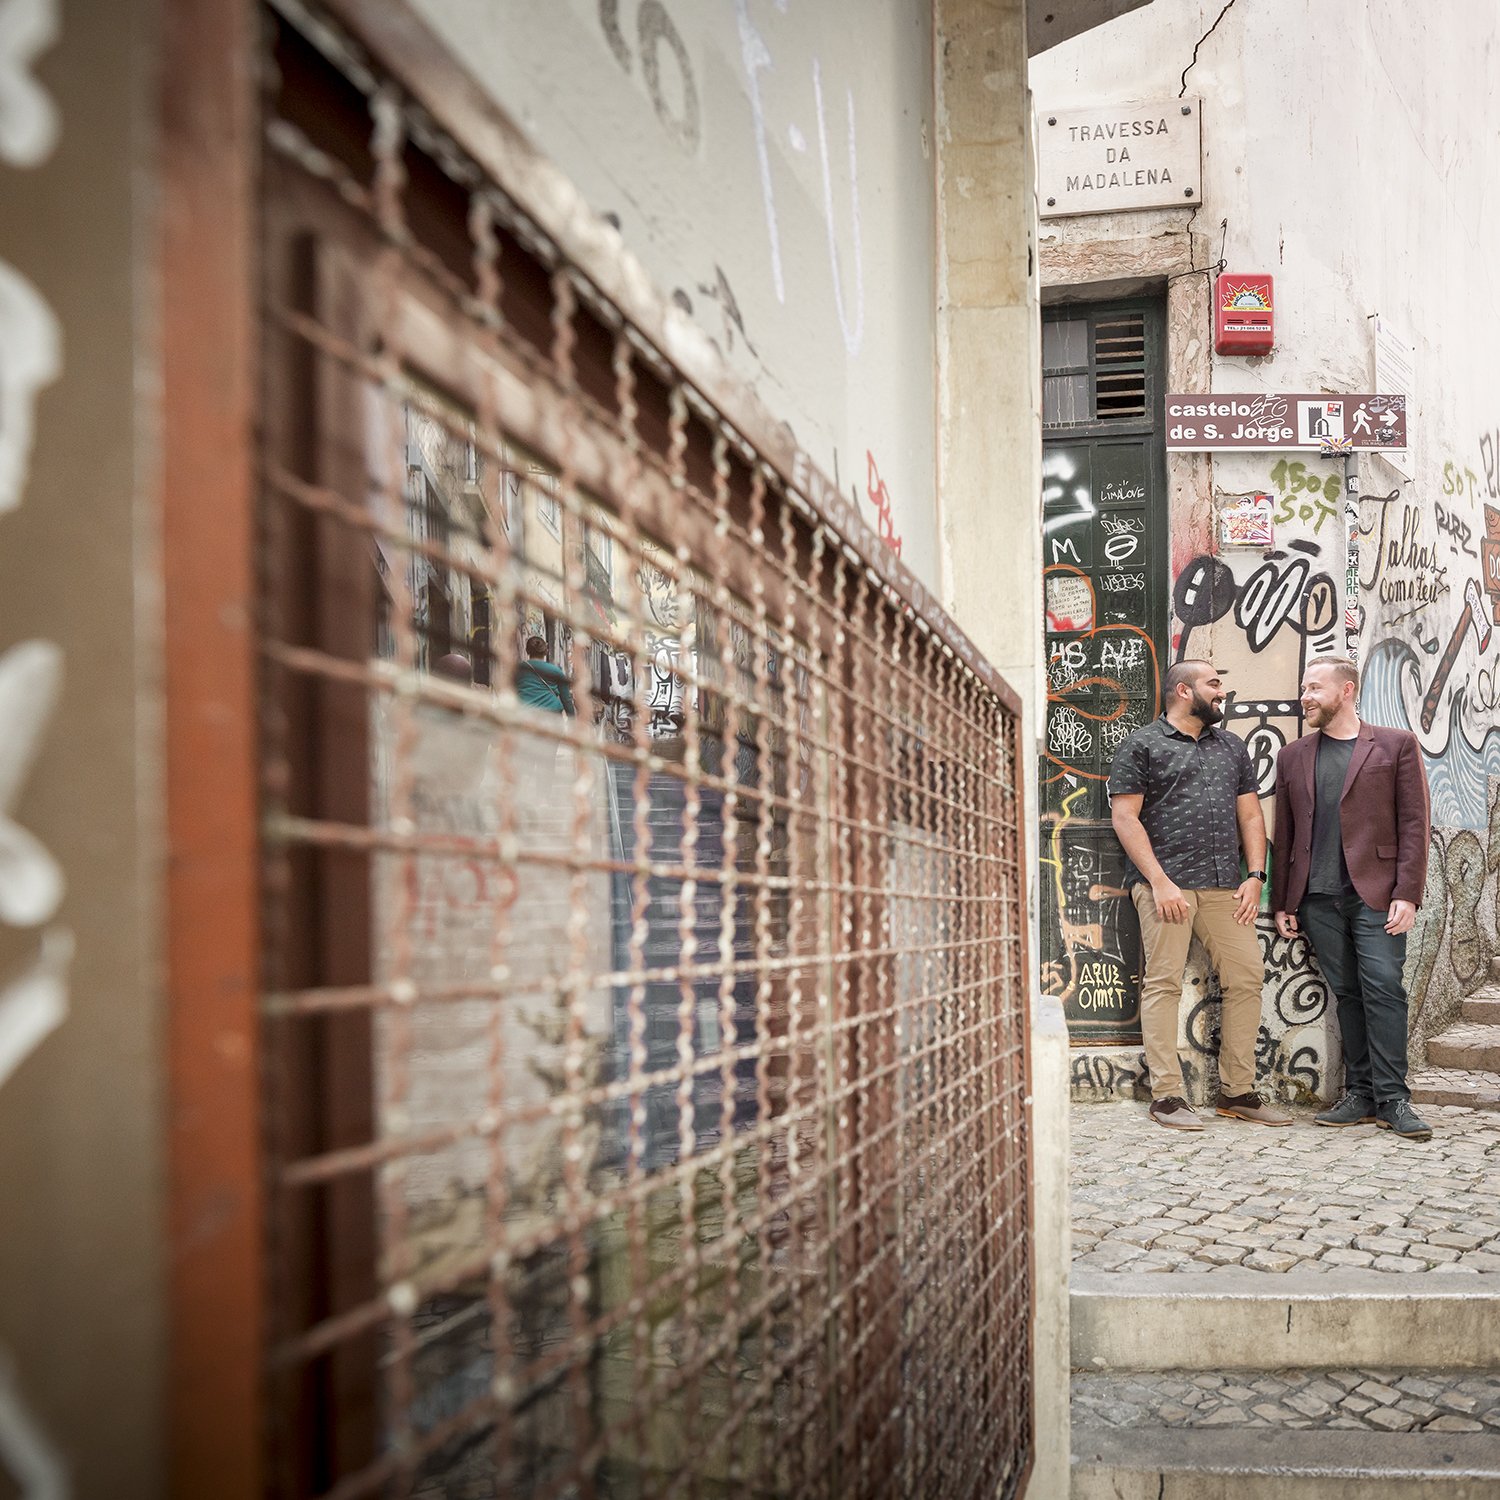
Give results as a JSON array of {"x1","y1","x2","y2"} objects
[
  {"x1": 1072, "y1": 1103, "x2": 1500, "y2": 1275},
  {"x1": 1073, "y1": 1368, "x2": 1500, "y2": 1434}
]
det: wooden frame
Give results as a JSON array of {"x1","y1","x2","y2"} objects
[{"x1": 161, "y1": 0, "x2": 263, "y2": 1492}]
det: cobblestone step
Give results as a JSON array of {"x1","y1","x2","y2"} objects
[
  {"x1": 1072, "y1": 1268, "x2": 1500, "y2": 1372},
  {"x1": 1074, "y1": 1366, "x2": 1500, "y2": 1435},
  {"x1": 1459, "y1": 991, "x2": 1500, "y2": 1024},
  {"x1": 1073, "y1": 1369, "x2": 1500, "y2": 1497},
  {"x1": 1073, "y1": 1427, "x2": 1500, "y2": 1498},
  {"x1": 1427, "y1": 1023, "x2": 1500, "y2": 1072},
  {"x1": 1069, "y1": 1104, "x2": 1500, "y2": 1494},
  {"x1": 1410, "y1": 1068, "x2": 1500, "y2": 1110}
]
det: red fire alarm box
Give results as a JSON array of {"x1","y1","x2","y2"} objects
[{"x1": 1215, "y1": 273, "x2": 1274, "y2": 355}]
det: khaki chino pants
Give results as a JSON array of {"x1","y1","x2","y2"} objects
[{"x1": 1131, "y1": 885, "x2": 1263, "y2": 1100}]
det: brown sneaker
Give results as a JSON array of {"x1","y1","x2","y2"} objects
[
  {"x1": 1216, "y1": 1091, "x2": 1293, "y2": 1126},
  {"x1": 1149, "y1": 1095, "x2": 1204, "y2": 1131}
]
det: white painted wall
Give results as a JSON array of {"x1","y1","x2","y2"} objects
[
  {"x1": 1035, "y1": 0, "x2": 1500, "y2": 1089},
  {"x1": 410, "y1": 0, "x2": 941, "y2": 585},
  {"x1": 1035, "y1": 0, "x2": 1499, "y2": 442}
]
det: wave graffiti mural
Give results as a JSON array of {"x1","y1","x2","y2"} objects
[
  {"x1": 1347, "y1": 472, "x2": 1500, "y2": 1055},
  {"x1": 1361, "y1": 636, "x2": 1500, "y2": 832}
]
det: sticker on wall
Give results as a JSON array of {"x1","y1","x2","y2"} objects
[
  {"x1": 1218, "y1": 492, "x2": 1274, "y2": 549},
  {"x1": 1045, "y1": 571, "x2": 1094, "y2": 632}
]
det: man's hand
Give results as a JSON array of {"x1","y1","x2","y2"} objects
[
  {"x1": 1151, "y1": 879, "x2": 1190, "y2": 924},
  {"x1": 1273, "y1": 909, "x2": 1299, "y2": 939},
  {"x1": 1233, "y1": 878, "x2": 1262, "y2": 926},
  {"x1": 1386, "y1": 899, "x2": 1417, "y2": 936}
]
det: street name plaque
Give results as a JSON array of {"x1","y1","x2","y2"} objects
[{"x1": 1038, "y1": 98, "x2": 1202, "y2": 217}]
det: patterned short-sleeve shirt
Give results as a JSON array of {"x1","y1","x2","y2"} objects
[{"x1": 1107, "y1": 714, "x2": 1258, "y2": 889}]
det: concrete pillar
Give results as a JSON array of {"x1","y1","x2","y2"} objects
[
  {"x1": 932, "y1": 5, "x2": 1066, "y2": 1497},
  {"x1": 935, "y1": 0, "x2": 1042, "y2": 717}
]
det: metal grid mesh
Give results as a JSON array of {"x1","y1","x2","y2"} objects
[{"x1": 256, "y1": 4, "x2": 1031, "y2": 1495}]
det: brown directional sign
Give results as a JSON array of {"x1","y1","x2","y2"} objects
[
  {"x1": 1483, "y1": 504, "x2": 1500, "y2": 624},
  {"x1": 1165, "y1": 393, "x2": 1407, "y2": 451}
]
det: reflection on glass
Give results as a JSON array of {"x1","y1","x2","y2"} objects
[
  {"x1": 1043, "y1": 372, "x2": 1090, "y2": 427},
  {"x1": 1041, "y1": 316, "x2": 1087, "y2": 372}
]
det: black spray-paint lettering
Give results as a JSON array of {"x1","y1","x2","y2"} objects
[
  {"x1": 1174, "y1": 550, "x2": 1336, "y2": 660},
  {"x1": 1434, "y1": 499, "x2": 1477, "y2": 556},
  {"x1": 1235, "y1": 554, "x2": 1311, "y2": 652},
  {"x1": 1171, "y1": 554, "x2": 1235, "y2": 660},
  {"x1": 598, "y1": 0, "x2": 702, "y2": 154},
  {"x1": 598, "y1": 0, "x2": 632, "y2": 68}
]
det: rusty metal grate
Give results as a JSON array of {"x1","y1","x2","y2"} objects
[{"x1": 255, "y1": 3, "x2": 1032, "y2": 1495}]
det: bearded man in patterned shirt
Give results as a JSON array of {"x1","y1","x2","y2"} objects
[{"x1": 1107, "y1": 659, "x2": 1290, "y2": 1130}]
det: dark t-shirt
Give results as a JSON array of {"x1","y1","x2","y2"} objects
[
  {"x1": 1106, "y1": 715, "x2": 1259, "y2": 889},
  {"x1": 1308, "y1": 733, "x2": 1356, "y2": 896}
]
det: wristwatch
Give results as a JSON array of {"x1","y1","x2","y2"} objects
[{"x1": 1246, "y1": 869, "x2": 1267, "y2": 880}]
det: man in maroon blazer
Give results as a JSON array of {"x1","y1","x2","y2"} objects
[{"x1": 1272, "y1": 656, "x2": 1433, "y2": 1139}]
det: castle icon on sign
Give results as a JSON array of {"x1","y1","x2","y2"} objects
[{"x1": 1298, "y1": 400, "x2": 1344, "y2": 445}]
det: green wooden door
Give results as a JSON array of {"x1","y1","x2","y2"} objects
[{"x1": 1039, "y1": 299, "x2": 1168, "y2": 1044}]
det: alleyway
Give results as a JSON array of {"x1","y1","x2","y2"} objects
[{"x1": 10, "y1": 0, "x2": 1500, "y2": 1494}]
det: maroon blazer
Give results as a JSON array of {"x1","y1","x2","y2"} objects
[{"x1": 1271, "y1": 722, "x2": 1430, "y2": 915}]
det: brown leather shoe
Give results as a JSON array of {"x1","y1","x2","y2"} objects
[
  {"x1": 1149, "y1": 1096, "x2": 1205, "y2": 1131},
  {"x1": 1216, "y1": 1091, "x2": 1293, "y2": 1126}
]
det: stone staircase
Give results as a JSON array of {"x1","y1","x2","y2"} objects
[
  {"x1": 1067, "y1": 1101, "x2": 1500, "y2": 1495},
  {"x1": 1071, "y1": 1268, "x2": 1500, "y2": 1496},
  {"x1": 1412, "y1": 957, "x2": 1500, "y2": 1113}
]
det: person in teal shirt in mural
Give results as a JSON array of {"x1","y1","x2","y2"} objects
[{"x1": 516, "y1": 635, "x2": 576, "y2": 715}]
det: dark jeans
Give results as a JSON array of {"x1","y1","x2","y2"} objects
[{"x1": 1299, "y1": 892, "x2": 1410, "y2": 1106}]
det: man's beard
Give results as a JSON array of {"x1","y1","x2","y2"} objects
[{"x1": 1190, "y1": 690, "x2": 1223, "y2": 725}]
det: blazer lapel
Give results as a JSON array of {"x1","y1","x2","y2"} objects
[
  {"x1": 1301, "y1": 730, "x2": 1317, "y2": 810},
  {"x1": 1340, "y1": 721, "x2": 1376, "y2": 800}
]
